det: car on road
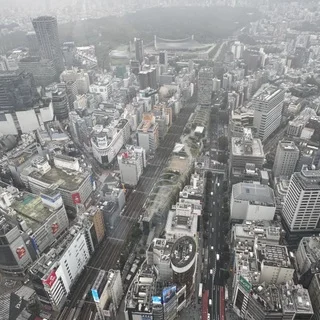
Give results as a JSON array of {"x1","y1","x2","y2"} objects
[
  {"x1": 210, "y1": 192, "x2": 213, "y2": 195},
  {"x1": 210, "y1": 269, "x2": 213, "y2": 274},
  {"x1": 217, "y1": 182, "x2": 220, "y2": 187},
  {"x1": 211, "y1": 246, "x2": 214, "y2": 251},
  {"x1": 216, "y1": 253, "x2": 220, "y2": 261},
  {"x1": 212, "y1": 227, "x2": 214, "y2": 232},
  {"x1": 209, "y1": 299, "x2": 212, "y2": 306}
]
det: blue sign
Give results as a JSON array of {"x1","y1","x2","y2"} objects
[
  {"x1": 91, "y1": 289, "x2": 100, "y2": 303},
  {"x1": 152, "y1": 296, "x2": 162, "y2": 304},
  {"x1": 162, "y1": 286, "x2": 176, "y2": 304}
]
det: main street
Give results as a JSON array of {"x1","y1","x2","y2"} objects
[
  {"x1": 204, "y1": 111, "x2": 226, "y2": 320},
  {"x1": 57, "y1": 102, "x2": 196, "y2": 320}
]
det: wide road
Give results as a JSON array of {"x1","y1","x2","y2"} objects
[
  {"x1": 58, "y1": 103, "x2": 196, "y2": 320},
  {"x1": 205, "y1": 112, "x2": 226, "y2": 320}
]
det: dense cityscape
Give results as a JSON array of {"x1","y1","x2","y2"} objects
[{"x1": 1, "y1": 0, "x2": 320, "y2": 320}]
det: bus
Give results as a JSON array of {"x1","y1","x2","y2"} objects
[{"x1": 198, "y1": 283, "x2": 203, "y2": 300}]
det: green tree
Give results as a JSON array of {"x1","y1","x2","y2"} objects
[{"x1": 217, "y1": 153, "x2": 228, "y2": 164}]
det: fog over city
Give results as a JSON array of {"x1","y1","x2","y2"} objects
[{"x1": 0, "y1": 1, "x2": 320, "y2": 320}]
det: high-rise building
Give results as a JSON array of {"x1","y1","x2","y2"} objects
[
  {"x1": 29, "y1": 224, "x2": 92, "y2": 311},
  {"x1": 252, "y1": 85, "x2": 284, "y2": 142},
  {"x1": 139, "y1": 68, "x2": 157, "y2": 90},
  {"x1": 117, "y1": 146, "x2": 146, "y2": 186},
  {"x1": 273, "y1": 141, "x2": 299, "y2": 177},
  {"x1": 32, "y1": 16, "x2": 64, "y2": 73},
  {"x1": 137, "y1": 120, "x2": 159, "y2": 154},
  {"x1": 282, "y1": 170, "x2": 320, "y2": 235},
  {"x1": 18, "y1": 56, "x2": 57, "y2": 87},
  {"x1": 62, "y1": 42, "x2": 76, "y2": 69},
  {"x1": 308, "y1": 273, "x2": 320, "y2": 320},
  {"x1": 0, "y1": 70, "x2": 39, "y2": 112},
  {"x1": 296, "y1": 236, "x2": 320, "y2": 289},
  {"x1": 45, "y1": 83, "x2": 69, "y2": 120},
  {"x1": 230, "y1": 128, "x2": 265, "y2": 170},
  {"x1": 134, "y1": 38, "x2": 144, "y2": 64},
  {"x1": 231, "y1": 41, "x2": 245, "y2": 59},
  {"x1": 198, "y1": 67, "x2": 213, "y2": 105}
]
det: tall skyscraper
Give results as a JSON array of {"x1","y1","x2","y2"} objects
[
  {"x1": 282, "y1": 170, "x2": 320, "y2": 234},
  {"x1": 252, "y1": 85, "x2": 284, "y2": 142},
  {"x1": 273, "y1": 140, "x2": 299, "y2": 177},
  {"x1": 32, "y1": 16, "x2": 64, "y2": 73},
  {"x1": 198, "y1": 67, "x2": 213, "y2": 105},
  {"x1": 135, "y1": 38, "x2": 144, "y2": 64}
]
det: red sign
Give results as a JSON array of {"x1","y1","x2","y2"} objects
[
  {"x1": 72, "y1": 192, "x2": 81, "y2": 204},
  {"x1": 52, "y1": 223, "x2": 59, "y2": 234},
  {"x1": 42, "y1": 270, "x2": 57, "y2": 288},
  {"x1": 16, "y1": 246, "x2": 26, "y2": 259}
]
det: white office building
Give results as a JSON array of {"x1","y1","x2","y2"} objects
[
  {"x1": 29, "y1": 224, "x2": 92, "y2": 311},
  {"x1": 252, "y1": 85, "x2": 285, "y2": 142},
  {"x1": 230, "y1": 182, "x2": 276, "y2": 221},
  {"x1": 273, "y1": 140, "x2": 299, "y2": 177},
  {"x1": 91, "y1": 119, "x2": 130, "y2": 165},
  {"x1": 282, "y1": 170, "x2": 320, "y2": 232},
  {"x1": 117, "y1": 146, "x2": 146, "y2": 186}
]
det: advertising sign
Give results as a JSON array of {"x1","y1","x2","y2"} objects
[
  {"x1": 162, "y1": 286, "x2": 176, "y2": 304},
  {"x1": 91, "y1": 289, "x2": 100, "y2": 303},
  {"x1": 72, "y1": 192, "x2": 81, "y2": 204},
  {"x1": 51, "y1": 223, "x2": 59, "y2": 234},
  {"x1": 42, "y1": 270, "x2": 57, "y2": 288},
  {"x1": 239, "y1": 276, "x2": 252, "y2": 293},
  {"x1": 152, "y1": 296, "x2": 162, "y2": 304},
  {"x1": 16, "y1": 246, "x2": 26, "y2": 259}
]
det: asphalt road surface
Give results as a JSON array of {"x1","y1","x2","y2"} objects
[
  {"x1": 204, "y1": 113, "x2": 226, "y2": 320},
  {"x1": 57, "y1": 103, "x2": 196, "y2": 320}
]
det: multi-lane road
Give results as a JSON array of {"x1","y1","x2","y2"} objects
[
  {"x1": 203, "y1": 111, "x2": 227, "y2": 320},
  {"x1": 57, "y1": 103, "x2": 195, "y2": 320}
]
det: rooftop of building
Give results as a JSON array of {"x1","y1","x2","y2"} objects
[
  {"x1": 170, "y1": 236, "x2": 196, "y2": 269},
  {"x1": 29, "y1": 165, "x2": 89, "y2": 191},
  {"x1": 299, "y1": 236, "x2": 320, "y2": 271},
  {"x1": 278, "y1": 140, "x2": 299, "y2": 152},
  {"x1": 137, "y1": 120, "x2": 158, "y2": 133},
  {"x1": 232, "y1": 182, "x2": 275, "y2": 206},
  {"x1": 231, "y1": 136, "x2": 264, "y2": 157},
  {"x1": 165, "y1": 205, "x2": 198, "y2": 236},
  {"x1": 250, "y1": 283, "x2": 313, "y2": 315},
  {"x1": 125, "y1": 263, "x2": 156, "y2": 313},
  {"x1": 253, "y1": 84, "x2": 282, "y2": 102},
  {"x1": 155, "y1": 36, "x2": 214, "y2": 51},
  {"x1": 256, "y1": 243, "x2": 291, "y2": 268},
  {"x1": 232, "y1": 220, "x2": 283, "y2": 244},
  {"x1": 10, "y1": 192, "x2": 57, "y2": 232},
  {"x1": 294, "y1": 169, "x2": 320, "y2": 190},
  {"x1": 289, "y1": 107, "x2": 317, "y2": 127}
]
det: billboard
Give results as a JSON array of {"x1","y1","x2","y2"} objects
[
  {"x1": 51, "y1": 223, "x2": 59, "y2": 234},
  {"x1": 42, "y1": 270, "x2": 57, "y2": 288},
  {"x1": 152, "y1": 296, "x2": 162, "y2": 304},
  {"x1": 91, "y1": 289, "x2": 100, "y2": 303},
  {"x1": 72, "y1": 192, "x2": 81, "y2": 204},
  {"x1": 162, "y1": 286, "x2": 176, "y2": 304},
  {"x1": 16, "y1": 246, "x2": 26, "y2": 259},
  {"x1": 239, "y1": 276, "x2": 252, "y2": 293}
]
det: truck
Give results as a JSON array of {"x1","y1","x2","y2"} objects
[{"x1": 198, "y1": 283, "x2": 203, "y2": 300}]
